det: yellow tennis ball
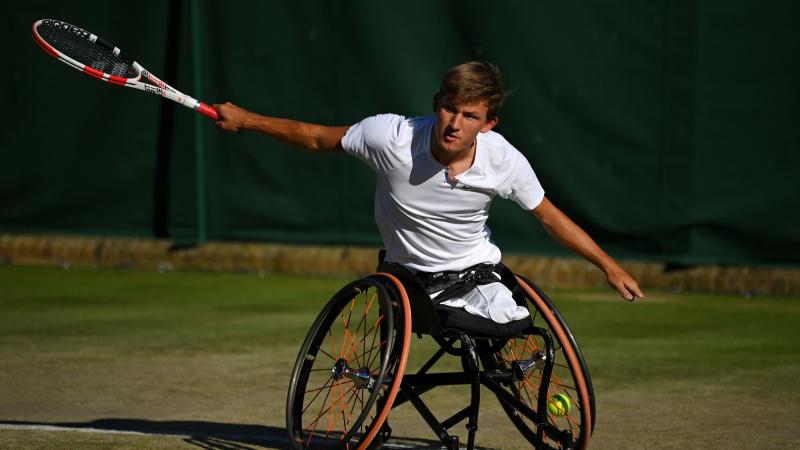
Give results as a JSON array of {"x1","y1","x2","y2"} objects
[{"x1": 548, "y1": 394, "x2": 571, "y2": 417}]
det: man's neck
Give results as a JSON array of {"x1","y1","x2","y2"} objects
[{"x1": 430, "y1": 137, "x2": 477, "y2": 177}]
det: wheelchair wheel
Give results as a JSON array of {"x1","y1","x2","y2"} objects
[
  {"x1": 480, "y1": 275, "x2": 595, "y2": 450},
  {"x1": 286, "y1": 274, "x2": 411, "y2": 450}
]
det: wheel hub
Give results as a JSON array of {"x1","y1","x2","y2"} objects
[
  {"x1": 512, "y1": 350, "x2": 546, "y2": 380},
  {"x1": 331, "y1": 358, "x2": 375, "y2": 389}
]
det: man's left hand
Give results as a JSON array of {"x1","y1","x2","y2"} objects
[{"x1": 605, "y1": 265, "x2": 644, "y2": 301}]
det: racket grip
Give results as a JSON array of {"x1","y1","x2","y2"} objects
[{"x1": 197, "y1": 102, "x2": 219, "y2": 121}]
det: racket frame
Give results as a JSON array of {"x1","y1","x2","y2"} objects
[{"x1": 32, "y1": 19, "x2": 218, "y2": 120}]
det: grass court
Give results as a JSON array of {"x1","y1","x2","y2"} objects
[{"x1": 1, "y1": 265, "x2": 798, "y2": 449}]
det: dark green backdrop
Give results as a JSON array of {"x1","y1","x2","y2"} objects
[{"x1": 3, "y1": 1, "x2": 799, "y2": 267}]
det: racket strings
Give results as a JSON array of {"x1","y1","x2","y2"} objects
[{"x1": 38, "y1": 24, "x2": 137, "y2": 79}]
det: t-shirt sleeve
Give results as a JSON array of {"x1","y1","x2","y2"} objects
[
  {"x1": 340, "y1": 114, "x2": 408, "y2": 174},
  {"x1": 500, "y1": 150, "x2": 545, "y2": 211}
]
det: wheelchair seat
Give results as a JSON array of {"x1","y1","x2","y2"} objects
[{"x1": 377, "y1": 259, "x2": 533, "y2": 338}]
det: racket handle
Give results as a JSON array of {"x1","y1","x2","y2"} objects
[{"x1": 196, "y1": 102, "x2": 219, "y2": 121}]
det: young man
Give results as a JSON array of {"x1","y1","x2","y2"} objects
[{"x1": 214, "y1": 62, "x2": 643, "y2": 323}]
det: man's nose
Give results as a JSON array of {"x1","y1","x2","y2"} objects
[{"x1": 449, "y1": 113, "x2": 463, "y2": 129}]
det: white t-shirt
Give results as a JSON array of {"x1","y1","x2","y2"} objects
[{"x1": 341, "y1": 113, "x2": 545, "y2": 273}]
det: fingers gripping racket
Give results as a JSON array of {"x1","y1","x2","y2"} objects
[{"x1": 32, "y1": 19, "x2": 218, "y2": 120}]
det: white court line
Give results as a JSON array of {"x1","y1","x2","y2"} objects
[{"x1": 0, "y1": 423, "x2": 159, "y2": 436}]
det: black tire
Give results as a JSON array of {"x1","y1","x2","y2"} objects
[
  {"x1": 286, "y1": 275, "x2": 411, "y2": 450},
  {"x1": 479, "y1": 275, "x2": 595, "y2": 450}
]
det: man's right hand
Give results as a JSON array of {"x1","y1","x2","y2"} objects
[{"x1": 213, "y1": 102, "x2": 251, "y2": 132}]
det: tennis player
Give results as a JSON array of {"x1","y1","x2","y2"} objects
[{"x1": 214, "y1": 61, "x2": 643, "y2": 323}]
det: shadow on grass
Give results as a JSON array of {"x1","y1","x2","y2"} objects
[
  {"x1": 0, "y1": 419, "x2": 288, "y2": 449},
  {"x1": 0, "y1": 418, "x2": 459, "y2": 449}
]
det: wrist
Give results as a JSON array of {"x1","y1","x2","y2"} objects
[
  {"x1": 599, "y1": 259, "x2": 622, "y2": 276},
  {"x1": 240, "y1": 110, "x2": 258, "y2": 130}
]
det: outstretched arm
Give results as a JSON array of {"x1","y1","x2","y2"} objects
[
  {"x1": 213, "y1": 102, "x2": 350, "y2": 152},
  {"x1": 532, "y1": 197, "x2": 644, "y2": 301}
]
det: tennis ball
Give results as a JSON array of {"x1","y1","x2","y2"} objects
[{"x1": 547, "y1": 393, "x2": 571, "y2": 417}]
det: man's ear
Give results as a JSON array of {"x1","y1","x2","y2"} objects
[
  {"x1": 432, "y1": 93, "x2": 441, "y2": 113},
  {"x1": 481, "y1": 115, "x2": 499, "y2": 133}
]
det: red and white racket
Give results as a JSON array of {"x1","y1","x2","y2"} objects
[{"x1": 32, "y1": 19, "x2": 218, "y2": 120}]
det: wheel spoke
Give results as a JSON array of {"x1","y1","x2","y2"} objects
[{"x1": 302, "y1": 378, "x2": 336, "y2": 414}]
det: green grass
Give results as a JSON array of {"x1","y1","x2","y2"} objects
[
  {"x1": 1, "y1": 265, "x2": 799, "y2": 449},
  {"x1": 1, "y1": 266, "x2": 346, "y2": 352}
]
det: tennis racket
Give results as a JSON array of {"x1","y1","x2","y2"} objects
[{"x1": 32, "y1": 18, "x2": 218, "y2": 120}]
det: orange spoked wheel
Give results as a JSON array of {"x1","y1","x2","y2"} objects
[
  {"x1": 286, "y1": 275, "x2": 410, "y2": 450},
  {"x1": 479, "y1": 275, "x2": 595, "y2": 450}
]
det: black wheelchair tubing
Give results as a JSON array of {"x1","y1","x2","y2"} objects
[
  {"x1": 285, "y1": 278, "x2": 396, "y2": 450},
  {"x1": 520, "y1": 275, "x2": 596, "y2": 433}
]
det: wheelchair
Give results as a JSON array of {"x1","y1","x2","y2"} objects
[{"x1": 286, "y1": 258, "x2": 595, "y2": 450}]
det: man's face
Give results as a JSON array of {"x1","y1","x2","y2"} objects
[{"x1": 432, "y1": 96, "x2": 498, "y2": 157}]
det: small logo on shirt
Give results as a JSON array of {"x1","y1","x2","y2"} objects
[{"x1": 444, "y1": 168, "x2": 491, "y2": 193}]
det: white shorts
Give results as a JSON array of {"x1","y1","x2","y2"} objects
[{"x1": 437, "y1": 282, "x2": 530, "y2": 324}]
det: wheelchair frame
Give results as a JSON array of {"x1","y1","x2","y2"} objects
[{"x1": 286, "y1": 262, "x2": 595, "y2": 450}]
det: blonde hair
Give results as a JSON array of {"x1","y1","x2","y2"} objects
[{"x1": 433, "y1": 61, "x2": 506, "y2": 118}]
